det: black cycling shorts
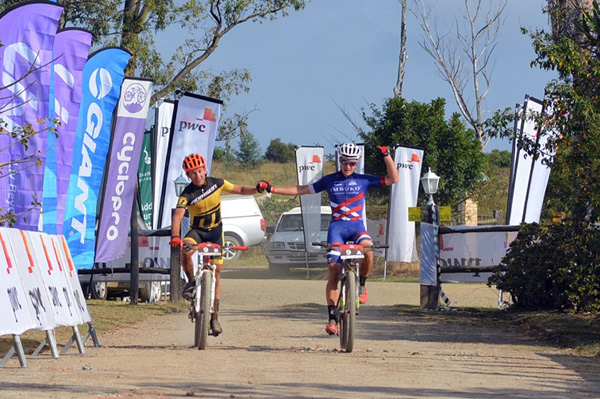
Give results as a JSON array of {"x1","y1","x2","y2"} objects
[{"x1": 184, "y1": 224, "x2": 224, "y2": 247}]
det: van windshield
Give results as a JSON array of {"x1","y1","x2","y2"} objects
[{"x1": 276, "y1": 214, "x2": 330, "y2": 232}]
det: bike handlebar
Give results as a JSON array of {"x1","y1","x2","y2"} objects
[{"x1": 311, "y1": 242, "x2": 389, "y2": 250}]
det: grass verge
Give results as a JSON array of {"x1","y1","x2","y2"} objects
[
  {"x1": 393, "y1": 304, "x2": 600, "y2": 356},
  {"x1": 0, "y1": 300, "x2": 187, "y2": 355}
]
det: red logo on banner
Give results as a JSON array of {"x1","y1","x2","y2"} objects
[
  {"x1": 310, "y1": 155, "x2": 322, "y2": 164},
  {"x1": 0, "y1": 232, "x2": 13, "y2": 274},
  {"x1": 203, "y1": 108, "x2": 216, "y2": 122},
  {"x1": 408, "y1": 153, "x2": 421, "y2": 163}
]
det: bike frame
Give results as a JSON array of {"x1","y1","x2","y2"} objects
[{"x1": 194, "y1": 258, "x2": 217, "y2": 316}]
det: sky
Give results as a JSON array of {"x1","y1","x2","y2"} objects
[{"x1": 180, "y1": 0, "x2": 555, "y2": 156}]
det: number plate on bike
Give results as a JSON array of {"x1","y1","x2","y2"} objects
[
  {"x1": 338, "y1": 244, "x2": 364, "y2": 260},
  {"x1": 197, "y1": 243, "x2": 222, "y2": 257}
]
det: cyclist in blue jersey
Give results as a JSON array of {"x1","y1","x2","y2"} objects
[{"x1": 256, "y1": 143, "x2": 399, "y2": 335}]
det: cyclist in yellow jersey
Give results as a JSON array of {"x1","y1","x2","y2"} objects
[{"x1": 170, "y1": 153, "x2": 260, "y2": 336}]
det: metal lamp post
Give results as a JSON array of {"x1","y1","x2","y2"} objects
[
  {"x1": 420, "y1": 168, "x2": 441, "y2": 310},
  {"x1": 169, "y1": 174, "x2": 189, "y2": 301}
]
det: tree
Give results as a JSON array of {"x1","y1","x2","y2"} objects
[
  {"x1": 235, "y1": 131, "x2": 263, "y2": 168},
  {"x1": 265, "y1": 138, "x2": 295, "y2": 163},
  {"x1": 360, "y1": 97, "x2": 485, "y2": 207},
  {"x1": 393, "y1": 0, "x2": 408, "y2": 98},
  {"x1": 411, "y1": 0, "x2": 506, "y2": 148}
]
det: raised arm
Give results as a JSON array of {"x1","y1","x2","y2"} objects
[{"x1": 379, "y1": 146, "x2": 399, "y2": 186}]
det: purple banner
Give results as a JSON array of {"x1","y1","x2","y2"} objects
[
  {"x1": 42, "y1": 28, "x2": 93, "y2": 235},
  {"x1": 0, "y1": 1, "x2": 63, "y2": 230},
  {"x1": 95, "y1": 78, "x2": 153, "y2": 263}
]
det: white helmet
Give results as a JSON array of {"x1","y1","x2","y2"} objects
[{"x1": 338, "y1": 143, "x2": 361, "y2": 159}]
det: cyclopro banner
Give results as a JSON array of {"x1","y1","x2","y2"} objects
[
  {"x1": 42, "y1": 28, "x2": 93, "y2": 235},
  {"x1": 153, "y1": 99, "x2": 174, "y2": 229},
  {"x1": 386, "y1": 146, "x2": 423, "y2": 262},
  {"x1": 158, "y1": 93, "x2": 223, "y2": 230},
  {"x1": 296, "y1": 146, "x2": 324, "y2": 254},
  {"x1": 0, "y1": 1, "x2": 63, "y2": 231},
  {"x1": 95, "y1": 77, "x2": 153, "y2": 263},
  {"x1": 62, "y1": 47, "x2": 131, "y2": 270}
]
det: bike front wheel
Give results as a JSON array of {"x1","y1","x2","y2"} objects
[
  {"x1": 339, "y1": 274, "x2": 357, "y2": 353},
  {"x1": 195, "y1": 272, "x2": 213, "y2": 350}
]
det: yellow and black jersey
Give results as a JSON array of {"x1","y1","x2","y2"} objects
[{"x1": 176, "y1": 177, "x2": 235, "y2": 231}]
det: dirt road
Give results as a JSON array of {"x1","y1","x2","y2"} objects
[{"x1": 1, "y1": 279, "x2": 600, "y2": 398}]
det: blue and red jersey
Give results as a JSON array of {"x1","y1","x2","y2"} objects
[{"x1": 309, "y1": 171, "x2": 386, "y2": 222}]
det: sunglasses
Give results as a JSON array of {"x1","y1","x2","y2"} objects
[{"x1": 340, "y1": 160, "x2": 358, "y2": 166}]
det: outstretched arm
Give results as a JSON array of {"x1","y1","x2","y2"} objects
[
  {"x1": 256, "y1": 180, "x2": 312, "y2": 196},
  {"x1": 271, "y1": 185, "x2": 312, "y2": 196},
  {"x1": 229, "y1": 184, "x2": 259, "y2": 195}
]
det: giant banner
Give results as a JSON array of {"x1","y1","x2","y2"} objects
[
  {"x1": 157, "y1": 93, "x2": 223, "y2": 229},
  {"x1": 386, "y1": 146, "x2": 423, "y2": 262},
  {"x1": 0, "y1": 2, "x2": 63, "y2": 231},
  {"x1": 42, "y1": 29, "x2": 93, "y2": 235},
  {"x1": 152, "y1": 100, "x2": 174, "y2": 229},
  {"x1": 296, "y1": 146, "x2": 324, "y2": 253},
  {"x1": 62, "y1": 47, "x2": 131, "y2": 270},
  {"x1": 95, "y1": 77, "x2": 153, "y2": 263}
]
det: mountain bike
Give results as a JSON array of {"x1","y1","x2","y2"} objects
[
  {"x1": 312, "y1": 242, "x2": 387, "y2": 353},
  {"x1": 184, "y1": 242, "x2": 246, "y2": 350}
]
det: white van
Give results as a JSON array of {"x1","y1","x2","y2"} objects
[
  {"x1": 265, "y1": 206, "x2": 331, "y2": 275},
  {"x1": 221, "y1": 195, "x2": 266, "y2": 259}
]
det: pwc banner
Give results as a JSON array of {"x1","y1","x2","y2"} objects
[
  {"x1": 507, "y1": 96, "x2": 552, "y2": 225},
  {"x1": 386, "y1": 146, "x2": 424, "y2": 262},
  {"x1": 0, "y1": 1, "x2": 63, "y2": 231},
  {"x1": 296, "y1": 146, "x2": 324, "y2": 254},
  {"x1": 62, "y1": 47, "x2": 131, "y2": 270},
  {"x1": 158, "y1": 93, "x2": 223, "y2": 229},
  {"x1": 152, "y1": 99, "x2": 175, "y2": 229},
  {"x1": 95, "y1": 77, "x2": 153, "y2": 263},
  {"x1": 42, "y1": 28, "x2": 93, "y2": 235}
]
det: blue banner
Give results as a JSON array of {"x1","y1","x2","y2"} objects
[
  {"x1": 42, "y1": 29, "x2": 92, "y2": 235},
  {"x1": 62, "y1": 47, "x2": 131, "y2": 270}
]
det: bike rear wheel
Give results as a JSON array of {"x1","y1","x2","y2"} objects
[
  {"x1": 195, "y1": 272, "x2": 212, "y2": 350},
  {"x1": 339, "y1": 274, "x2": 356, "y2": 352}
]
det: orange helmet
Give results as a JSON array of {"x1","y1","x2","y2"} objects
[{"x1": 182, "y1": 154, "x2": 206, "y2": 172}]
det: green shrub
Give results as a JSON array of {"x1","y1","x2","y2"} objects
[{"x1": 489, "y1": 221, "x2": 600, "y2": 312}]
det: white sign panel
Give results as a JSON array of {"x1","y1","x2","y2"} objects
[
  {"x1": 0, "y1": 229, "x2": 37, "y2": 336},
  {"x1": 296, "y1": 146, "x2": 324, "y2": 253},
  {"x1": 26, "y1": 231, "x2": 83, "y2": 327},
  {"x1": 2, "y1": 228, "x2": 57, "y2": 330},
  {"x1": 439, "y1": 226, "x2": 519, "y2": 283}
]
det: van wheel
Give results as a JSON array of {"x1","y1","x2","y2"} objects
[
  {"x1": 223, "y1": 235, "x2": 242, "y2": 260},
  {"x1": 90, "y1": 282, "x2": 108, "y2": 300},
  {"x1": 269, "y1": 263, "x2": 291, "y2": 277},
  {"x1": 140, "y1": 281, "x2": 162, "y2": 303}
]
